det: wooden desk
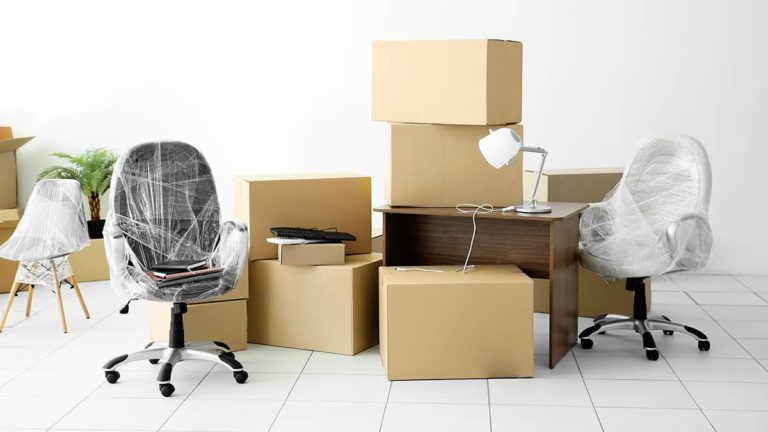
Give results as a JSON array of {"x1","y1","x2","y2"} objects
[{"x1": 374, "y1": 202, "x2": 588, "y2": 368}]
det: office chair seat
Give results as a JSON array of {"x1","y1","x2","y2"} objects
[{"x1": 577, "y1": 135, "x2": 713, "y2": 360}]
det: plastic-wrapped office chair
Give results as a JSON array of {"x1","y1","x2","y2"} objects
[
  {"x1": 0, "y1": 179, "x2": 91, "y2": 333},
  {"x1": 101, "y1": 141, "x2": 249, "y2": 397},
  {"x1": 578, "y1": 135, "x2": 713, "y2": 360}
]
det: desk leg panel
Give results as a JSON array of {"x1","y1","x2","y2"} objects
[{"x1": 548, "y1": 216, "x2": 580, "y2": 368}]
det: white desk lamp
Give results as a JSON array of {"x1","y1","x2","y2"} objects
[{"x1": 479, "y1": 128, "x2": 552, "y2": 214}]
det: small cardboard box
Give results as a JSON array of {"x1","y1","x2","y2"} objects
[
  {"x1": 149, "y1": 299, "x2": 247, "y2": 351},
  {"x1": 372, "y1": 40, "x2": 523, "y2": 125},
  {"x1": 0, "y1": 128, "x2": 34, "y2": 210},
  {"x1": 387, "y1": 123, "x2": 524, "y2": 207},
  {"x1": 524, "y1": 168, "x2": 624, "y2": 203},
  {"x1": 278, "y1": 243, "x2": 345, "y2": 266},
  {"x1": 0, "y1": 209, "x2": 21, "y2": 293},
  {"x1": 248, "y1": 253, "x2": 382, "y2": 355},
  {"x1": 233, "y1": 174, "x2": 371, "y2": 261},
  {"x1": 69, "y1": 238, "x2": 110, "y2": 282},
  {"x1": 380, "y1": 265, "x2": 533, "y2": 380}
]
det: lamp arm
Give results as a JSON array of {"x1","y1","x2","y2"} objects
[{"x1": 523, "y1": 147, "x2": 548, "y2": 208}]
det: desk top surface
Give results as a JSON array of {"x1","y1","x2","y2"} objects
[{"x1": 374, "y1": 202, "x2": 588, "y2": 221}]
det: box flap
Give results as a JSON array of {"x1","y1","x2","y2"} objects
[
  {"x1": 0, "y1": 208, "x2": 22, "y2": 228},
  {"x1": 381, "y1": 265, "x2": 529, "y2": 285},
  {"x1": 0, "y1": 127, "x2": 12, "y2": 140},
  {"x1": 0, "y1": 136, "x2": 34, "y2": 153}
]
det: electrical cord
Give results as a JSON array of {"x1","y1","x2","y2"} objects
[{"x1": 455, "y1": 204, "x2": 499, "y2": 273}]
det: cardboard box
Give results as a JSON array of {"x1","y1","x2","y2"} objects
[
  {"x1": 372, "y1": 40, "x2": 523, "y2": 125},
  {"x1": 387, "y1": 123, "x2": 524, "y2": 207},
  {"x1": 372, "y1": 228, "x2": 383, "y2": 254},
  {"x1": 523, "y1": 168, "x2": 623, "y2": 204},
  {"x1": 532, "y1": 274, "x2": 651, "y2": 318},
  {"x1": 380, "y1": 265, "x2": 533, "y2": 380},
  {"x1": 278, "y1": 243, "x2": 345, "y2": 265},
  {"x1": 248, "y1": 253, "x2": 382, "y2": 355},
  {"x1": 0, "y1": 209, "x2": 21, "y2": 293},
  {"x1": 233, "y1": 174, "x2": 371, "y2": 261},
  {"x1": 0, "y1": 128, "x2": 34, "y2": 209},
  {"x1": 69, "y1": 238, "x2": 110, "y2": 282},
  {"x1": 149, "y1": 299, "x2": 247, "y2": 351},
  {"x1": 203, "y1": 263, "x2": 249, "y2": 303}
]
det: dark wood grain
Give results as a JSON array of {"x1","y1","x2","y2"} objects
[
  {"x1": 548, "y1": 215, "x2": 580, "y2": 368},
  {"x1": 375, "y1": 202, "x2": 587, "y2": 222},
  {"x1": 383, "y1": 213, "x2": 551, "y2": 278}
]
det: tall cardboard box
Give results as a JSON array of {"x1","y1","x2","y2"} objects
[
  {"x1": 380, "y1": 265, "x2": 533, "y2": 380},
  {"x1": 387, "y1": 123, "x2": 524, "y2": 207},
  {"x1": 0, "y1": 209, "x2": 21, "y2": 293},
  {"x1": 524, "y1": 169, "x2": 651, "y2": 317},
  {"x1": 372, "y1": 40, "x2": 523, "y2": 125},
  {"x1": 149, "y1": 299, "x2": 247, "y2": 351},
  {"x1": 248, "y1": 253, "x2": 382, "y2": 355},
  {"x1": 69, "y1": 239, "x2": 110, "y2": 282},
  {"x1": 233, "y1": 174, "x2": 371, "y2": 261},
  {"x1": 0, "y1": 128, "x2": 34, "y2": 209}
]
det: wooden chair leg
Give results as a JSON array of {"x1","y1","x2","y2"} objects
[
  {"x1": 0, "y1": 281, "x2": 22, "y2": 332},
  {"x1": 68, "y1": 275, "x2": 90, "y2": 319},
  {"x1": 25, "y1": 284, "x2": 34, "y2": 317},
  {"x1": 50, "y1": 261, "x2": 68, "y2": 333}
]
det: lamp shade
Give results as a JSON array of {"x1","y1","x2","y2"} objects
[{"x1": 479, "y1": 128, "x2": 523, "y2": 169}]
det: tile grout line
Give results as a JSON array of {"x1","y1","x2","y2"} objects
[
  {"x1": 571, "y1": 351, "x2": 605, "y2": 432},
  {"x1": 486, "y1": 379, "x2": 492, "y2": 432},
  {"x1": 154, "y1": 363, "x2": 216, "y2": 432},
  {"x1": 377, "y1": 379, "x2": 393, "y2": 432},
  {"x1": 266, "y1": 349, "x2": 314, "y2": 432},
  {"x1": 659, "y1": 352, "x2": 718, "y2": 432}
]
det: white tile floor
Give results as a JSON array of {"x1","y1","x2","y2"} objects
[{"x1": 0, "y1": 275, "x2": 766, "y2": 431}]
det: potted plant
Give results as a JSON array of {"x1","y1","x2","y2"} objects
[{"x1": 38, "y1": 148, "x2": 119, "y2": 239}]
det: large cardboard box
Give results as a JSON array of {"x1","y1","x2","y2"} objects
[
  {"x1": 149, "y1": 299, "x2": 247, "y2": 351},
  {"x1": 372, "y1": 228, "x2": 383, "y2": 254},
  {"x1": 0, "y1": 209, "x2": 21, "y2": 293},
  {"x1": 524, "y1": 167, "x2": 650, "y2": 317},
  {"x1": 69, "y1": 238, "x2": 110, "y2": 282},
  {"x1": 0, "y1": 128, "x2": 34, "y2": 209},
  {"x1": 380, "y1": 265, "x2": 533, "y2": 380},
  {"x1": 248, "y1": 253, "x2": 382, "y2": 355},
  {"x1": 372, "y1": 40, "x2": 523, "y2": 125},
  {"x1": 278, "y1": 243, "x2": 345, "y2": 266},
  {"x1": 203, "y1": 264, "x2": 249, "y2": 303},
  {"x1": 233, "y1": 174, "x2": 371, "y2": 261},
  {"x1": 387, "y1": 123, "x2": 524, "y2": 207},
  {"x1": 523, "y1": 168, "x2": 624, "y2": 203}
]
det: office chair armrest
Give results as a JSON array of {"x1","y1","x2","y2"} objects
[
  {"x1": 579, "y1": 202, "x2": 615, "y2": 245},
  {"x1": 665, "y1": 212, "x2": 713, "y2": 270},
  {"x1": 211, "y1": 220, "x2": 249, "y2": 270}
]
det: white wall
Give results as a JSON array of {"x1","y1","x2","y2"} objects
[{"x1": 2, "y1": 0, "x2": 766, "y2": 274}]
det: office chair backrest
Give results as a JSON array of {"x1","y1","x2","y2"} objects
[
  {"x1": 0, "y1": 179, "x2": 88, "y2": 261},
  {"x1": 620, "y1": 135, "x2": 712, "y2": 231},
  {"x1": 109, "y1": 142, "x2": 221, "y2": 270}
]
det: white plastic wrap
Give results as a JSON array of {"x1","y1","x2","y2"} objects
[
  {"x1": 104, "y1": 141, "x2": 248, "y2": 303},
  {"x1": 579, "y1": 135, "x2": 713, "y2": 279},
  {"x1": 0, "y1": 179, "x2": 89, "y2": 287}
]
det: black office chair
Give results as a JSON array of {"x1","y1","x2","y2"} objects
[
  {"x1": 578, "y1": 135, "x2": 713, "y2": 360},
  {"x1": 102, "y1": 141, "x2": 249, "y2": 396}
]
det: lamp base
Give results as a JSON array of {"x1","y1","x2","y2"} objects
[{"x1": 515, "y1": 204, "x2": 552, "y2": 214}]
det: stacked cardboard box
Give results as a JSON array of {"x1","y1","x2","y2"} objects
[
  {"x1": 523, "y1": 169, "x2": 651, "y2": 317},
  {"x1": 372, "y1": 40, "x2": 533, "y2": 379},
  {"x1": 0, "y1": 127, "x2": 33, "y2": 294},
  {"x1": 234, "y1": 174, "x2": 381, "y2": 355}
]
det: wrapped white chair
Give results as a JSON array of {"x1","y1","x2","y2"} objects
[
  {"x1": 0, "y1": 179, "x2": 91, "y2": 333},
  {"x1": 101, "y1": 141, "x2": 249, "y2": 397},
  {"x1": 578, "y1": 135, "x2": 713, "y2": 360}
]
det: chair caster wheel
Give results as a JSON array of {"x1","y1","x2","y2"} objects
[
  {"x1": 234, "y1": 371, "x2": 249, "y2": 384},
  {"x1": 663, "y1": 330, "x2": 674, "y2": 336},
  {"x1": 580, "y1": 338, "x2": 594, "y2": 349},
  {"x1": 105, "y1": 371, "x2": 120, "y2": 384},
  {"x1": 646, "y1": 349, "x2": 660, "y2": 361},
  {"x1": 149, "y1": 359, "x2": 159, "y2": 364},
  {"x1": 159, "y1": 383, "x2": 175, "y2": 397},
  {"x1": 698, "y1": 340, "x2": 711, "y2": 351}
]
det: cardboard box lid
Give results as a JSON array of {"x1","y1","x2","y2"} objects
[
  {"x1": 235, "y1": 172, "x2": 366, "y2": 183},
  {"x1": 0, "y1": 127, "x2": 34, "y2": 153},
  {"x1": 267, "y1": 252, "x2": 382, "y2": 269},
  {"x1": 381, "y1": 265, "x2": 530, "y2": 286},
  {"x1": 0, "y1": 208, "x2": 22, "y2": 229}
]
